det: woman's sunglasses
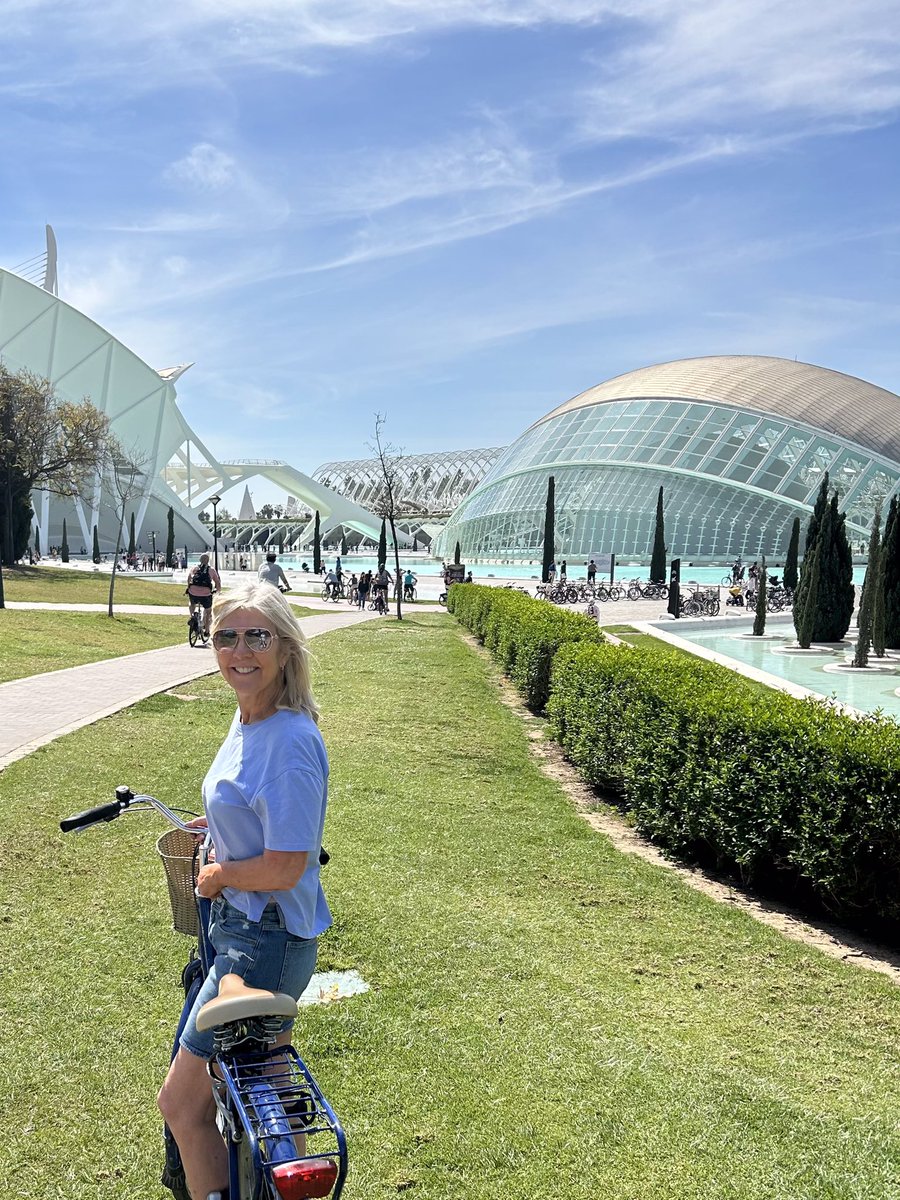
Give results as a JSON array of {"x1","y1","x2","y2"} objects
[{"x1": 212, "y1": 628, "x2": 278, "y2": 652}]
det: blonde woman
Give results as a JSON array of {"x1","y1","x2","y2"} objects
[{"x1": 158, "y1": 581, "x2": 331, "y2": 1200}]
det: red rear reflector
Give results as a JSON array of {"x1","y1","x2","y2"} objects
[{"x1": 271, "y1": 1157, "x2": 339, "y2": 1199}]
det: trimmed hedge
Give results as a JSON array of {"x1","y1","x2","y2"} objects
[
  {"x1": 447, "y1": 584, "x2": 604, "y2": 711},
  {"x1": 547, "y1": 639, "x2": 900, "y2": 926}
]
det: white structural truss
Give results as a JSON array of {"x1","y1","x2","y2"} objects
[
  {"x1": 0, "y1": 231, "x2": 383, "y2": 554},
  {"x1": 314, "y1": 447, "x2": 504, "y2": 518}
]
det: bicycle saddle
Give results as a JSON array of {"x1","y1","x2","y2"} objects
[{"x1": 196, "y1": 972, "x2": 298, "y2": 1032}]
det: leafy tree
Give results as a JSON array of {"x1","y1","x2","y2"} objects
[
  {"x1": 61, "y1": 517, "x2": 69, "y2": 563},
  {"x1": 882, "y1": 495, "x2": 900, "y2": 648},
  {"x1": 0, "y1": 362, "x2": 112, "y2": 566},
  {"x1": 92, "y1": 524, "x2": 101, "y2": 564},
  {"x1": 853, "y1": 506, "x2": 881, "y2": 668},
  {"x1": 313, "y1": 510, "x2": 321, "y2": 574},
  {"x1": 783, "y1": 516, "x2": 800, "y2": 592},
  {"x1": 541, "y1": 476, "x2": 555, "y2": 584},
  {"x1": 127, "y1": 511, "x2": 136, "y2": 557},
  {"x1": 650, "y1": 486, "x2": 666, "y2": 583},
  {"x1": 753, "y1": 555, "x2": 767, "y2": 636},
  {"x1": 165, "y1": 506, "x2": 175, "y2": 567},
  {"x1": 378, "y1": 518, "x2": 387, "y2": 567}
]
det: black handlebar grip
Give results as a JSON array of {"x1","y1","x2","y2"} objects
[{"x1": 60, "y1": 800, "x2": 122, "y2": 833}]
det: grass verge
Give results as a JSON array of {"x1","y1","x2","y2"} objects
[
  {"x1": 1, "y1": 615, "x2": 899, "y2": 1199},
  {"x1": 2, "y1": 565, "x2": 192, "y2": 605},
  {"x1": 1, "y1": 606, "x2": 319, "y2": 683}
]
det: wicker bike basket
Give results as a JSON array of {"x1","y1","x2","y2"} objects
[{"x1": 156, "y1": 827, "x2": 201, "y2": 937}]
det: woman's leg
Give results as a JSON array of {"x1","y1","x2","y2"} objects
[{"x1": 158, "y1": 1047, "x2": 228, "y2": 1200}]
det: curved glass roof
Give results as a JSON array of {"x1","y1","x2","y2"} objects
[{"x1": 437, "y1": 356, "x2": 900, "y2": 562}]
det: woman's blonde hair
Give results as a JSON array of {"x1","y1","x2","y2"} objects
[{"x1": 211, "y1": 581, "x2": 320, "y2": 722}]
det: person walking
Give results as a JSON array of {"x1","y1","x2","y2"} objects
[
  {"x1": 357, "y1": 570, "x2": 371, "y2": 609},
  {"x1": 586, "y1": 559, "x2": 597, "y2": 584}
]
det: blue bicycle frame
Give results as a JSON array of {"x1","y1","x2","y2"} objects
[{"x1": 61, "y1": 787, "x2": 347, "y2": 1200}]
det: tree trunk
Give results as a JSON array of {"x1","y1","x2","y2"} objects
[{"x1": 752, "y1": 555, "x2": 767, "y2": 636}]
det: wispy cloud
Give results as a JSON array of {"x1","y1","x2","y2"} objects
[{"x1": 578, "y1": 0, "x2": 900, "y2": 139}]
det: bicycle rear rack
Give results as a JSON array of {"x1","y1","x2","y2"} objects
[{"x1": 217, "y1": 1045, "x2": 347, "y2": 1194}]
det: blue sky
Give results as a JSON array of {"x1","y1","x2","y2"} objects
[{"x1": 3, "y1": 0, "x2": 900, "y2": 510}]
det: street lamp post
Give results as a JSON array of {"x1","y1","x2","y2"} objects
[{"x1": 211, "y1": 495, "x2": 221, "y2": 573}]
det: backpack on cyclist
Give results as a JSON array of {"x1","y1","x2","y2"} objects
[{"x1": 191, "y1": 562, "x2": 211, "y2": 590}]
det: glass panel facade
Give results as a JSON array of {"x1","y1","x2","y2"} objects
[{"x1": 437, "y1": 397, "x2": 900, "y2": 562}]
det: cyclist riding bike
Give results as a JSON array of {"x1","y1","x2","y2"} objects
[
  {"x1": 324, "y1": 568, "x2": 340, "y2": 600},
  {"x1": 403, "y1": 570, "x2": 417, "y2": 602},
  {"x1": 373, "y1": 564, "x2": 391, "y2": 608},
  {"x1": 257, "y1": 551, "x2": 292, "y2": 593},
  {"x1": 186, "y1": 553, "x2": 221, "y2": 636}
]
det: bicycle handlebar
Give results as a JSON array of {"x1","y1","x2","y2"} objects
[
  {"x1": 59, "y1": 799, "x2": 124, "y2": 832},
  {"x1": 60, "y1": 785, "x2": 199, "y2": 835}
]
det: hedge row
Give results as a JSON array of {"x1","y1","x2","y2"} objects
[
  {"x1": 446, "y1": 584, "x2": 604, "y2": 711},
  {"x1": 547, "y1": 640, "x2": 900, "y2": 926}
]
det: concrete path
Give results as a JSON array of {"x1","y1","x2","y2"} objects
[{"x1": 0, "y1": 607, "x2": 375, "y2": 772}]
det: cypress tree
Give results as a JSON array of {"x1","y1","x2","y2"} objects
[
  {"x1": 378, "y1": 518, "x2": 387, "y2": 567},
  {"x1": 794, "y1": 475, "x2": 830, "y2": 639},
  {"x1": 313, "y1": 510, "x2": 321, "y2": 574},
  {"x1": 882, "y1": 495, "x2": 900, "y2": 647},
  {"x1": 127, "y1": 512, "x2": 136, "y2": 557},
  {"x1": 92, "y1": 524, "x2": 101, "y2": 564},
  {"x1": 853, "y1": 506, "x2": 881, "y2": 668},
  {"x1": 753, "y1": 555, "x2": 767, "y2": 636},
  {"x1": 649, "y1": 486, "x2": 666, "y2": 583},
  {"x1": 454, "y1": 540, "x2": 461, "y2": 565},
  {"x1": 278, "y1": 528, "x2": 284, "y2": 553},
  {"x1": 784, "y1": 516, "x2": 800, "y2": 592},
  {"x1": 541, "y1": 475, "x2": 555, "y2": 584},
  {"x1": 61, "y1": 518, "x2": 69, "y2": 563},
  {"x1": 412, "y1": 536, "x2": 418, "y2": 552},
  {"x1": 165, "y1": 507, "x2": 175, "y2": 567},
  {"x1": 34, "y1": 526, "x2": 40, "y2": 556},
  {"x1": 797, "y1": 538, "x2": 822, "y2": 649},
  {"x1": 341, "y1": 533, "x2": 348, "y2": 557},
  {"x1": 793, "y1": 474, "x2": 853, "y2": 642},
  {"x1": 818, "y1": 493, "x2": 854, "y2": 641},
  {"x1": 873, "y1": 541, "x2": 887, "y2": 658}
]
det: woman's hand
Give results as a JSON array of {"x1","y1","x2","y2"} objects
[{"x1": 196, "y1": 862, "x2": 225, "y2": 898}]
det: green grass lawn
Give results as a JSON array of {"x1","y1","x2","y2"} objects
[
  {"x1": 0, "y1": 610, "x2": 190, "y2": 682},
  {"x1": 0, "y1": 605, "x2": 320, "y2": 683},
  {"x1": 2, "y1": 565, "x2": 186, "y2": 605},
  {"x1": 1, "y1": 615, "x2": 899, "y2": 1198}
]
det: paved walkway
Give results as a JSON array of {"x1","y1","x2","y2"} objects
[{"x1": 0, "y1": 607, "x2": 375, "y2": 772}]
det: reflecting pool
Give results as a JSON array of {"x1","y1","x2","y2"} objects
[{"x1": 652, "y1": 618, "x2": 900, "y2": 720}]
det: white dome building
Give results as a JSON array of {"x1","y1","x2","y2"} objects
[{"x1": 437, "y1": 356, "x2": 900, "y2": 562}]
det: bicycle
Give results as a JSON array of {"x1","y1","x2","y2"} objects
[
  {"x1": 188, "y1": 607, "x2": 210, "y2": 647},
  {"x1": 60, "y1": 787, "x2": 347, "y2": 1200}
]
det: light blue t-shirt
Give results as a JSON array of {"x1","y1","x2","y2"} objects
[{"x1": 202, "y1": 707, "x2": 332, "y2": 938}]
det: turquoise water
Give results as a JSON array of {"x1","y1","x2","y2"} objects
[
  {"x1": 194, "y1": 552, "x2": 868, "y2": 585},
  {"x1": 666, "y1": 620, "x2": 900, "y2": 719}
]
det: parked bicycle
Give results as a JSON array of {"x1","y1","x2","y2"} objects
[{"x1": 60, "y1": 787, "x2": 347, "y2": 1200}]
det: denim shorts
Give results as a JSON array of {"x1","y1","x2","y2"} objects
[{"x1": 180, "y1": 896, "x2": 318, "y2": 1060}]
